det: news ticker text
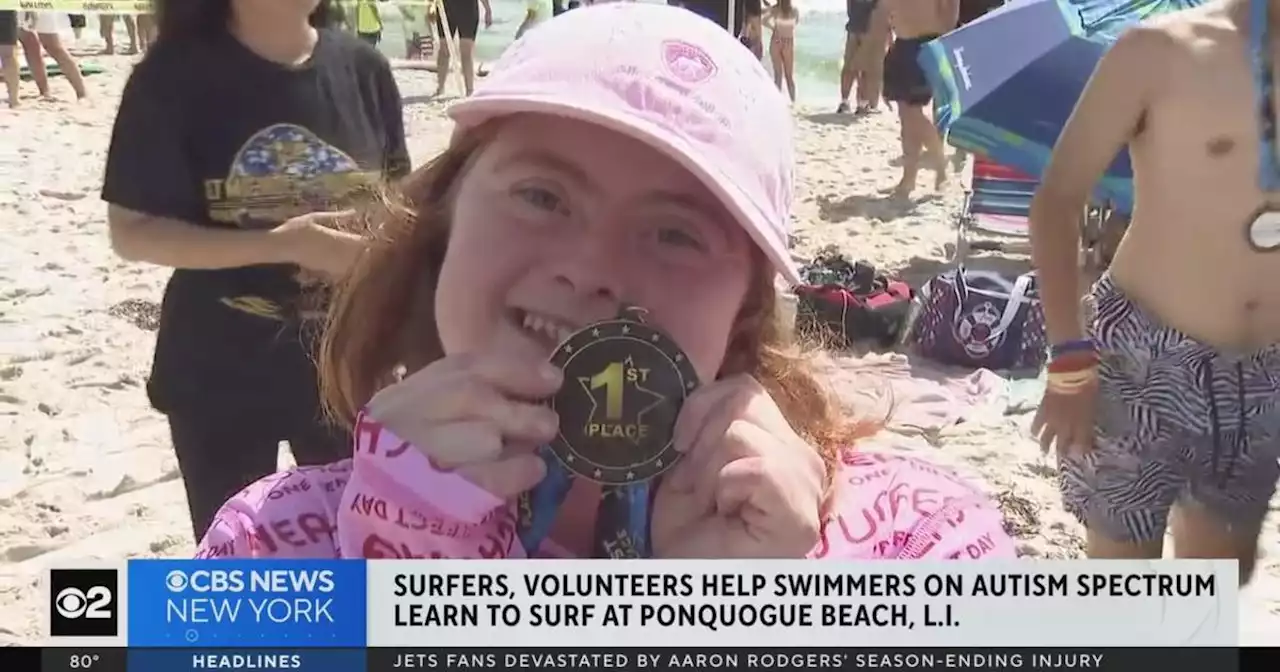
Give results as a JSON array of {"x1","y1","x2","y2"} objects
[{"x1": 10, "y1": 647, "x2": 1273, "y2": 672}]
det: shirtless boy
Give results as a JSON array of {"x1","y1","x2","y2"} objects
[
  {"x1": 882, "y1": 0, "x2": 956, "y2": 196},
  {"x1": 1030, "y1": 0, "x2": 1280, "y2": 585}
]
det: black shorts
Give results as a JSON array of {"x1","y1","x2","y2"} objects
[
  {"x1": 69, "y1": 13, "x2": 86, "y2": 29},
  {"x1": 436, "y1": 0, "x2": 480, "y2": 40},
  {"x1": 958, "y1": 0, "x2": 1002, "y2": 26},
  {"x1": 0, "y1": 11, "x2": 16, "y2": 47},
  {"x1": 883, "y1": 35, "x2": 936, "y2": 106}
]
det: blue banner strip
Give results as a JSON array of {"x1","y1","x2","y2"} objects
[{"x1": 126, "y1": 559, "x2": 367, "y2": 648}]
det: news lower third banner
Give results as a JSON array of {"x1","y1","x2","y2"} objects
[
  {"x1": 41, "y1": 560, "x2": 1240, "y2": 671},
  {"x1": 23, "y1": 646, "x2": 1272, "y2": 672}
]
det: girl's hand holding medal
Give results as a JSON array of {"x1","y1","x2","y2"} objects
[
  {"x1": 652, "y1": 375, "x2": 826, "y2": 559},
  {"x1": 363, "y1": 351, "x2": 562, "y2": 499}
]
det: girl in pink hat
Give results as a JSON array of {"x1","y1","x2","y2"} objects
[{"x1": 197, "y1": 3, "x2": 1015, "y2": 562}]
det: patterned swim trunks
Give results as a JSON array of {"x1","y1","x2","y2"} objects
[{"x1": 1058, "y1": 275, "x2": 1280, "y2": 544}]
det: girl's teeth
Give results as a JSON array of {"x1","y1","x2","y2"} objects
[{"x1": 521, "y1": 313, "x2": 573, "y2": 343}]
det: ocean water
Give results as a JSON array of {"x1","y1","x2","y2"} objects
[{"x1": 373, "y1": 0, "x2": 851, "y2": 106}]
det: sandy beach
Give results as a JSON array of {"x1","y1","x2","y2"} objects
[{"x1": 0, "y1": 55, "x2": 1275, "y2": 645}]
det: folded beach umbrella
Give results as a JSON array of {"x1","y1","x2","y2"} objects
[{"x1": 918, "y1": 0, "x2": 1206, "y2": 214}]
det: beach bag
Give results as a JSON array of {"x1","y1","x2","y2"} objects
[
  {"x1": 909, "y1": 268, "x2": 1046, "y2": 370},
  {"x1": 794, "y1": 255, "x2": 914, "y2": 348}
]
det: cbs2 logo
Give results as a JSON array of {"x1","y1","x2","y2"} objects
[{"x1": 55, "y1": 585, "x2": 113, "y2": 620}]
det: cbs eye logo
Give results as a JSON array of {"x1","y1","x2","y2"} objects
[{"x1": 49, "y1": 569, "x2": 119, "y2": 638}]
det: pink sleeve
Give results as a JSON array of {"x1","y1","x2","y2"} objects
[
  {"x1": 808, "y1": 451, "x2": 1017, "y2": 561},
  {"x1": 332, "y1": 412, "x2": 523, "y2": 559},
  {"x1": 195, "y1": 463, "x2": 350, "y2": 559},
  {"x1": 196, "y1": 412, "x2": 522, "y2": 559}
]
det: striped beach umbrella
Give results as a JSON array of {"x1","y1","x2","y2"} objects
[{"x1": 918, "y1": 0, "x2": 1206, "y2": 214}]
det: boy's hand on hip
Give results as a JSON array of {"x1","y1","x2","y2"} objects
[{"x1": 1031, "y1": 385, "x2": 1098, "y2": 461}]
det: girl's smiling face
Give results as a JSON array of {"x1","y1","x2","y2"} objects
[{"x1": 434, "y1": 114, "x2": 756, "y2": 382}]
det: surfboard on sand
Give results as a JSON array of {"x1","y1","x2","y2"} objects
[{"x1": 19, "y1": 62, "x2": 106, "y2": 81}]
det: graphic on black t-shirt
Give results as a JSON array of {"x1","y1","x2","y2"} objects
[{"x1": 202, "y1": 123, "x2": 382, "y2": 320}]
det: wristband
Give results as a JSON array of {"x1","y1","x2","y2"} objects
[
  {"x1": 1048, "y1": 372, "x2": 1096, "y2": 387},
  {"x1": 1047, "y1": 368, "x2": 1098, "y2": 394},
  {"x1": 1050, "y1": 338, "x2": 1096, "y2": 359},
  {"x1": 1047, "y1": 353, "x2": 1100, "y2": 374},
  {"x1": 1047, "y1": 381, "x2": 1094, "y2": 395}
]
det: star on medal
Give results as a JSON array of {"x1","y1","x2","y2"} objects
[{"x1": 576, "y1": 356, "x2": 667, "y2": 446}]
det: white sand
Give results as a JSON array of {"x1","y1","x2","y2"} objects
[{"x1": 0, "y1": 57, "x2": 1275, "y2": 644}]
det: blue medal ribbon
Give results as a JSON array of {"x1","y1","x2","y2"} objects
[{"x1": 516, "y1": 447, "x2": 653, "y2": 558}]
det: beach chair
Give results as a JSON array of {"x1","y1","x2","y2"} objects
[
  {"x1": 954, "y1": 155, "x2": 1038, "y2": 262},
  {"x1": 955, "y1": 155, "x2": 1106, "y2": 264}
]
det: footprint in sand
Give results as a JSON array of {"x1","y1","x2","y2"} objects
[
  {"x1": 964, "y1": 450, "x2": 999, "y2": 465},
  {"x1": 1022, "y1": 461, "x2": 1057, "y2": 480},
  {"x1": 1, "y1": 540, "x2": 63, "y2": 563},
  {"x1": 38, "y1": 189, "x2": 85, "y2": 201}
]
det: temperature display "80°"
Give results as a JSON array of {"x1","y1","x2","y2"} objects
[{"x1": 43, "y1": 647, "x2": 126, "y2": 672}]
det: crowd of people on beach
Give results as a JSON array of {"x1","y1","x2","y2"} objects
[
  {"x1": 0, "y1": 10, "x2": 157, "y2": 107},
  {"x1": 0, "y1": 0, "x2": 1257, "y2": 584},
  {"x1": 664, "y1": 0, "x2": 1002, "y2": 196}
]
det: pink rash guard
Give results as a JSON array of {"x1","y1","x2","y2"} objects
[{"x1": 197, "y1": 413, "x2": 1017, "y2": 561}]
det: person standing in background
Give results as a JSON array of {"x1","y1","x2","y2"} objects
[
  {"x1": 399, "y1": 2, "x2": 433, "y2": 59},
  {"x1": 101, "y1": 0, "x2": 409, "y2": 543},
  {"x1": 837, "y1": 0, "x2": 889, "y2": 115},
  {"x1": 515, "y1": 0, "x2": 550, "y2": 39},
  {"x1": 99, "y1": 14, "x2": 138, "y2": 54},
  {"x1": 0, "y1": 11, "x2": 19, "y2": 108},
  {"x1": 136, "y1": 12, "x2": 157, "y2": 50},
  {"x1": 68, "y1": 14, "x2": 85, "y2": 41},
  {"x1": 882, "y1": 0, "x2": 955, "y2": 197},
  {"x1": 764, "y1": 0, "x2": 798, "y2": 102},
  {"x1": 20, "y1": 13, "x2": 88, "y2": 101},
  {"x1": 435, "y1": 0, "x2": 491, "y2": 97},
  {"x1": 355, "y1": 0, "x2": 383, "y2": 46},
  {"x1": 739, "y1": 0, "x2": 764, "y2": 59}
]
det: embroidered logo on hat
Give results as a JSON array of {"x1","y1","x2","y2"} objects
[{"x1": 661, "y1": 40, "x2": 717, "y2": 85}]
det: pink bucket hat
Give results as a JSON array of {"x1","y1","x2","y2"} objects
[{"x1": 447, "y1": 3, "x2": 800, "y2": 285}]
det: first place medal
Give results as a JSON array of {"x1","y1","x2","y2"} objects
[{"x1": 547, "y1": 307, "x2": 700, "y2": 485}]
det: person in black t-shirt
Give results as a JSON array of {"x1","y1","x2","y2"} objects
[{"x1": 102, "y1": 0, "x2": 410, "y2": 543}]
